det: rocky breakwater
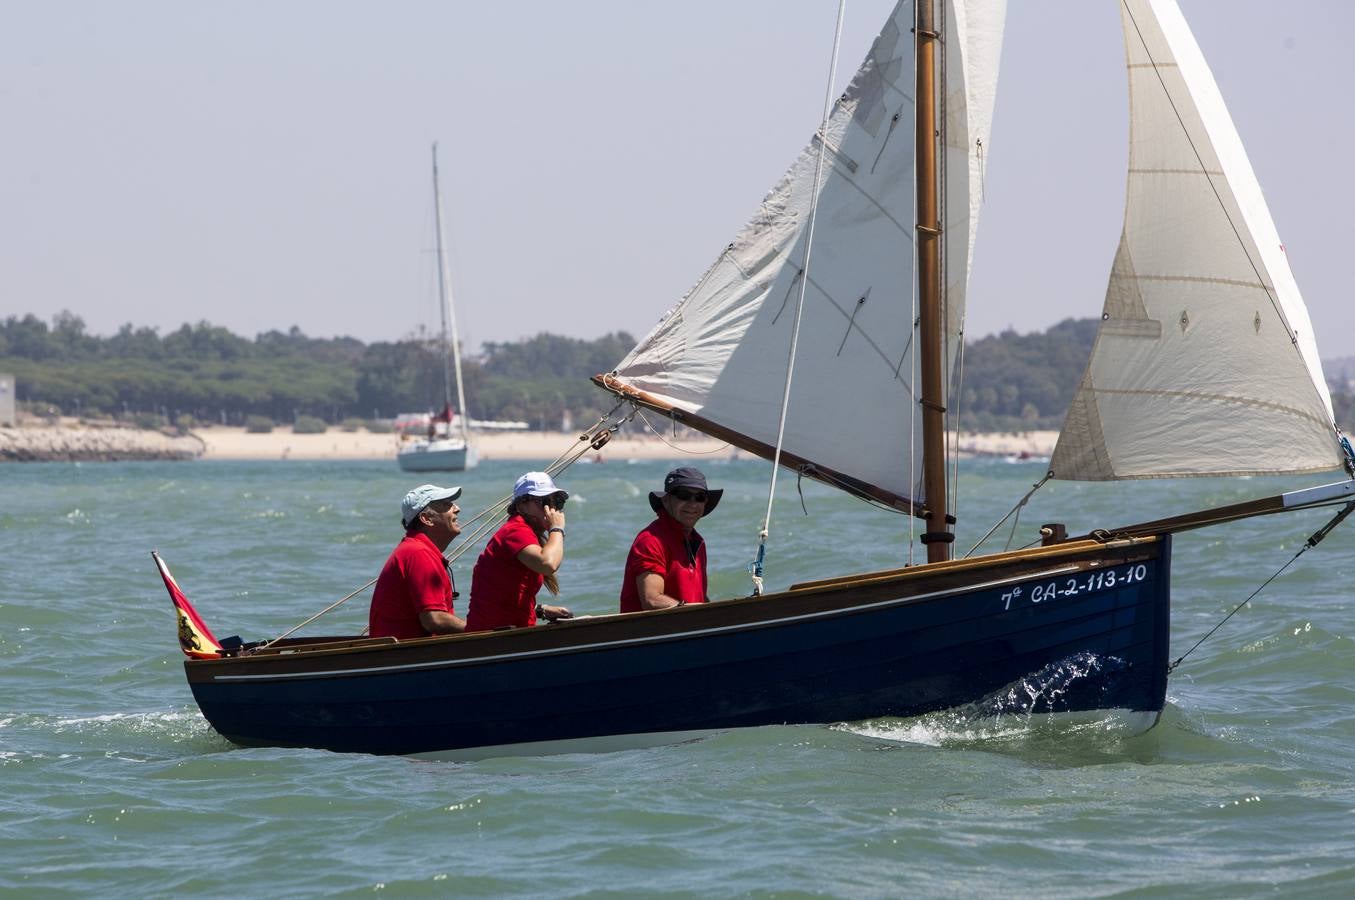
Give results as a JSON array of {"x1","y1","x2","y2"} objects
[{"x1": 0, "y1": 423, "x2": 205, "y2": 462}]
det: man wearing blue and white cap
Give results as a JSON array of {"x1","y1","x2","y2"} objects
[
  {"x1": 466, "y1": 471, "x2": 573, "y2": 632},
  {"x1": 369, "y1": 484, "x2": 466, "y2": 639}
]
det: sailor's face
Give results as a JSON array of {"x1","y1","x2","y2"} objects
[
  {"x1": 424, "y1": 500, "x2": 461, "y2": 537},
  {"x1": 662, "y1": 491, "x2": 705, "y2": 532}
]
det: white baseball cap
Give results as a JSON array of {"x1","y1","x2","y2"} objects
[
  {"x1": 512, "y1": 471, "x2": 568, "y2": 501},
  {"x1": 401, "y1": 484, "x2": 462, "y2": 528}
]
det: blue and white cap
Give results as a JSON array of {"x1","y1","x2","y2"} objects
[
  {"x1": 512, "y1": 471, "x2": 567, "y2": 501},
  {"x1": 401, "y1": 484, "x2": 462, "y2": 528}
]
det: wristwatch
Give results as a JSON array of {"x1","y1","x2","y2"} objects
[{"x1": 548, "y1": 526, "x2": 565, "y2": 537}]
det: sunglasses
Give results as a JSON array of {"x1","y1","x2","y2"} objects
[
  {"x1": 669, "y1": 488, "x2": 707, "y2": 503},
  {"x1": 531, "y1": 493, "x2": 567, "y2": 510}
]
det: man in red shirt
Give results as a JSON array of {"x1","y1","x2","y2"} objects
[
  {"x1": 368, "y1": 484, "x2": 466, "y2": 639},
  {"x1": 620, "y1": 467, "x2": 723, "y2": 612},
  {"x1": 466, "y1": 471, "x2": 573, "y2": 632}
]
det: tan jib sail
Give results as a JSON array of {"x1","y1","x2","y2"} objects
[
  {"x1": 1052, "y1": 0, "x2": 1344, "y2": 481},
  {"x1": 599, "y1": 0, "x2": 1006, "y2": 509}
]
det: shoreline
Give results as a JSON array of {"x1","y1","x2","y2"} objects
[
  {"x1": 1, "y1": 422, "x2": 1059, "y2": 463},
  {"x1": 0, "y1": 422, "x2": 205, "y2": 462},
  {"x1": 197, "y1": 426, "x2": 741, "y2": 462}
]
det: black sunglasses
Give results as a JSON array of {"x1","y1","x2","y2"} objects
[
  {"x1": 532, "y1": 493, "x2": 567, "y2": 510},
  {"x1": 669, "y1": 488, "x2": 707, "y2": 503}
]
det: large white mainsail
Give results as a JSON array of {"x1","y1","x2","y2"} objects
[
  {"x1": 1052, "y1": 0, "x2": 1343, "y2": 480},
  {"x1": 604, "y1": 0, "x2": 1006, "y2": 509}
]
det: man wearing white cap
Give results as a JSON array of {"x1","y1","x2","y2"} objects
[
  {"x1": 466, "y1": 471, "x2": 573, "y2": 632},
  {"x1": 369, "y1": 484, "x2": 466, "y2": 639}
]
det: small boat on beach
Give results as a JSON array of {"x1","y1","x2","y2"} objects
[
  {"x1": 159, "y1": 0, "x2": 1354, "y2": 757},
  {"x1": 396, "y1": 143, "x2": 479, "y2": 473}
]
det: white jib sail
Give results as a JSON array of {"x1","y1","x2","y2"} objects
[
  {"x1": 1051, "y1": 0, "x2": 1343, "y2": 481},
  {"x1": 607, "y1": 0, "x2": 1005, "y2": 507}
]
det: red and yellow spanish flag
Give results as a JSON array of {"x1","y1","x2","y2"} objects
[{"x1": 152, "y1": 551, "x2": 224, "y2": 659}]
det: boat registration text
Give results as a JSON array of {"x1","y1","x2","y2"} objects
[{"x1": 1002, "y1": 563, "x2": 1150, "y2": 611}]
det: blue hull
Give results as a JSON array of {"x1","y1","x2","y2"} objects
[{"x1": 186, "y1": 537, "x2": 1171, "y2": 755}]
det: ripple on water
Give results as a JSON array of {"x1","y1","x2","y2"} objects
[{"x1": 6, "y1": 460, "x2": 1355, "y2": 894}]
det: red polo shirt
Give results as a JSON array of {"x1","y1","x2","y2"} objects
[
  {"x1": 466, "y1": 514, "x2": 545, "y2": 632},
  {"x1": 369, "y1": 532, "x2": 456, "y2": 639},
  {"x1": 619, "y1": 511, "x2": 708, "y2": 612}
]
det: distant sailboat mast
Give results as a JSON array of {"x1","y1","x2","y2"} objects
[
  {"x1": 916, "y1": 0, "x2": 951, "y2": 563},
  {"x1": 431, "y1": 142, "x2": 471, "y2": 445}
]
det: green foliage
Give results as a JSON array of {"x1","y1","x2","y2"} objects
[
  {"x1": 6, "y1": 310, "x2": 1346, "y2": 436},
  {"x1": 365, "y1": 419, "x2": 393, "y2": 434},
  {"x1": 292, "y1": 415, "x2": 327, "y2": 434},
  {"x1": 244, "y1": 415, "x2": 275, "y2": 433},
  {"x1": 0, "y1": 315, "x2": 639, "y2": 430},
  {"x1": 339, "y1": 417, "x2": 366, "y2": 432},
  {"x1": 958, "y1": 318, "x2": 1100, "y2": 431},
  {"x1": 133, "y1": 412, "x2": 167, "y2": 430}
]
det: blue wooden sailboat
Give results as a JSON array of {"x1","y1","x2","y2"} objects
[{"x1": 159, "y1": 0, "x2": 1352, "y2": 757}]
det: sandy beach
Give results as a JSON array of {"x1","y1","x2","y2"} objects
[
  {"x1": 195, "y1": 426, "x2": 1058, "y2": 462},
  {"x1": 195, "y1": 426, "x2": 741, "y2": 462},
  {"x1": 2, "y1": 421, "x2": 1058, "y2": 463}
]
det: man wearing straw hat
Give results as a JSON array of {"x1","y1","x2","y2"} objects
[{"x1": 369, "y1": 484, "x2": 467, "y2": 639}]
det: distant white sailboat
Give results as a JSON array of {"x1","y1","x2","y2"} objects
[{"x1": 397, "y1": 143, "x2": 479, "y2": 473}]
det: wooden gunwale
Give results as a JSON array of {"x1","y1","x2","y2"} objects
[
  {"x1": 787, "y1": 536, "x2": 1155, "y2": 591},
  {"x1": 184, "y1": 536, "x2": 1161, "y2": 680}
]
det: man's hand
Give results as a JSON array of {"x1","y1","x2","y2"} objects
[{"x1": 538, "y1": 604, "x2": 573, "y2": 622}]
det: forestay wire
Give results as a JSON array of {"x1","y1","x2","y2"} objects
[
  {"x1": 749, "y1": 0, "x2": 848, "y2": 596},
  {"x1": 962, "y1": 471, "x2": 1052, "y2": 558},
  {"x1": 1167, "y1": 500, "x2": 1355, "y2": 673}
]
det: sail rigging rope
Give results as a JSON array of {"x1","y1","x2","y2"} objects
[
  {"x1": 962, "y1": 471, "x2": 1052, "y2": 559},
  {"x1": 937, "y1": 0, "x2": 957, "y2": 531},
  {"x1": 949, "y1": 330, "x2": 966, "y2": 522},
  {"x1": 632, "y1": 408, "x2": 731, "y2": 455},
  {"x1": 258, "y1": 401, "x2": 633, "y2": 649},
  {"x1": 1167, "y1": 501, "x2": 1355, "y2": 674},
  {"x1": 749, "y1": 0, "x2": 848, "y2": 597}
]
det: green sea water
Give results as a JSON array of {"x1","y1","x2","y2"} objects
[{"x1": 3, "y1": 456, "x2": 1355, "y2": 896}]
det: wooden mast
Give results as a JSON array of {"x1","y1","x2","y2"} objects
[{"x1": 915, "y1": 0, "x2": 951, "y2": 562}]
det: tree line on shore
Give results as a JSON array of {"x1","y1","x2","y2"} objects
[{"x1": 2, "y1": 311, "x2": 1351, "y2": 433}]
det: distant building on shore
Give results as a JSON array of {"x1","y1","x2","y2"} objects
[{"x1": 0, "y1": 374, "x2": 14, "y2": 427}]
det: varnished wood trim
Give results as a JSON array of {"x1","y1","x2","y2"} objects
[{"x1": 787, "y1": 537, "x2": 1156, "y2": 591}]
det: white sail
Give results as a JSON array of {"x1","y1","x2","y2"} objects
[
  {"x1": 944, "y1": 0, "x2": 1006, "y2": 367},
  {"x1": 397, "y1": 144, "x2": 479, "y2": 473},
  {"x1": 606, "y1": 0, "x2": 1005, "y2": 506},
  {"x1": 1052, "y1": 0, "x2": 1342, "y2": 480}
]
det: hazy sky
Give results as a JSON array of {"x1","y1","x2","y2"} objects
[{"x1": 5, "y1": 1, "x2": 1352, "y2": 356}]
